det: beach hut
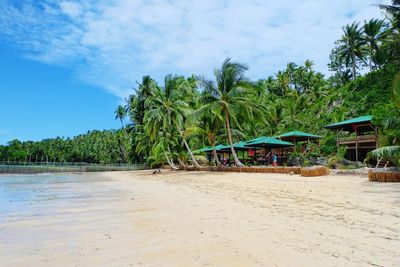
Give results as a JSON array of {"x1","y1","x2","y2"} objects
[
  {"x1": 244, "y1": 137, "x2": 294, "y2": 165},
  {"x1": 324, "y1": 115, "x2": 378, "y2": 162},
  {"x1": 276, "y1": 131, "x2": 321, "y2": 144},
  {"x1": 218, "y1": 141, "x2": 258, "y2": 163},
  {"x1": 276, "y1": 131, "x2": 321, "y2": 153},
  {"x1": 195, "y1": 145, "x2": 226, "y2": 162}
]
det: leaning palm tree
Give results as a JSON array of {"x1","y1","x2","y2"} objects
[
  {"x1": 338, "y1": 22, "x2": 367, "y2": 79},
  {"x1": 145, "y1": 75, "x2": 201, "y2": 168},
  {"x1": 200, "y1": 58, "x2": 256, "y2": 167},
  {"x1": 363, "y1": 19, "x2": 388, "y2": 70},
  {"x1": 188, "y1": 106, "x2": 224, "y2": 167}
]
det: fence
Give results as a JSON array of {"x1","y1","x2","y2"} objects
[{"x1": 0, "y1": 161, "x2": 149, "y2": 174}]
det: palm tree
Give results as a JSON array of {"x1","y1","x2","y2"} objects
[
  {"x1": 114, "y1": 105, "x2": 126, "y2": 128},
  {"x1": 338, "y1": 22, "x2": 367, "y2": 79},
  {"x1": 201, "y1": 58, "x2": 256, "y2": 167},
  {"x1": 363, "y1": 19, "x2": 388, "y2": 70},
  {"x1": 145, "y1": 75, "x2": 201, "y2": 168},
  {"x1": 114, "y1": 105, "x2": 129, "y2": 162},
  {"x1": 151, "y1": 131, "x2": 179, "y2": 170},
  {"x1": 189, "y1": 106, "x2": 224, "y2": 167}
]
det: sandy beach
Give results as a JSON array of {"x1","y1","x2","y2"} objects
[{"x1": 1, "y1": 170, "x2": 399, "y2": 266}]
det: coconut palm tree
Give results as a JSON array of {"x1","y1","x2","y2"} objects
[
  {"x1": 338, "y1": 22, "x2": 367, "y2": 79},
  {"x1": 144, "y1": 75, "x2": 201, "y2": 168},
  {"x1": 200, "y1": 58, "x2": 257, "y2": 167},
  {"x1": 189, "y1": 105, "x2": 224, "y2": 167},
  {"x1": 363, "y1": 19, "x2": 388, "y2": 70},
  {"x1": 114, "y1": 105, "x2": 126, "y2": 128}
]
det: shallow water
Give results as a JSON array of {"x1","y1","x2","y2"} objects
[{"x1": 0, "y1": 173, "x2": 111, "y2": 222}]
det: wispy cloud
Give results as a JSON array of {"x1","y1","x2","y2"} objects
[{"x1": 0, "y1": 0, "x2": 389, "y2": 98}]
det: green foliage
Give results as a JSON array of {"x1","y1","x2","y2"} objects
[
  {"x1": 0, "y1": 130, "x2": 131, "y2": 164},
  {"x1": 2, "y1": 6, "x2": 400, "y2": 166}
]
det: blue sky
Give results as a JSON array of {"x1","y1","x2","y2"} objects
[
  {"x1": 0, "y1": 45, "x2": 121, "y2": 144},
  {"x1": 0, "y1": 0, "x2": 388, "y2": 144}
]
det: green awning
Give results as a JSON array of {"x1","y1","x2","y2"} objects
[
  {"x1": 276, "y1": 131, "x2": 321, "y2": 142},
  {"x1": 220, "y1": 141, "x2": 257, "y2": 152},
  {"x1": 196, "y1": 145, "x2": 226, "y2": 153},
  {"x1": 244, "y1": 137, "x2": 294, "y2": 148},
  {"x1": 324, "y1": 115, "x2": 374, "y2": 132},
  {"x1": 246, "y1": 136, "x2": 268, "y2": 143}
]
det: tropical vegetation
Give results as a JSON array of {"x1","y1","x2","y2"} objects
[{"x1": 1, "y1": 1, "x2": 399, "y2": 167}]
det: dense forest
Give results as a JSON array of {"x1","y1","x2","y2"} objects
[{"x1": 1, "y1": 1, "x2": 399, "y2": 166}]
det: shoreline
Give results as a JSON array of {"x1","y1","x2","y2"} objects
[{"x1": 1, "y1": 170, "x2": 399, "y2": 266}]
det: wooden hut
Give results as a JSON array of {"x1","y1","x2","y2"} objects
[
  {"x1": 324, "y1": 115, "x2": 378, "y2": 162},
  {"x1": 276, "y1": 131, "x2": 321, "y2": 153},
  {"x1": 244, "y1": 137, "x2": 294, "y2": 165}
]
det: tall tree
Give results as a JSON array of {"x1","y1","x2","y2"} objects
[
  {"x1": 145, "y1": 75, "x2": 201, "y2": 168},
  {"x1": 338, "y1": 22, "x2": 366, "y2": 79},
  {"x1": 363, "y1": 19, "x2": 388, "y2": 70},
  {"x1": 201, "y1": 58, "x2": 256, "y2": 167},
  {"x1": 190, "y1": 105, "x2": 224, "y2": 167},
  {"x1": 115, "y1": 105, "x2": 127, "y2": 128}
]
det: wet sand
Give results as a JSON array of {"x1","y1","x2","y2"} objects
[{"x1": 0, "y1": 170, "x2": 399, "y2": 266}]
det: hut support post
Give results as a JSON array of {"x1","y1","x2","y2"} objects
[
  {"x1": 336, "y1": 130, "x2": 340, "y2": 151},
  {"x1": 355, "y1": 125, "x2": 359, "y2": 162}
]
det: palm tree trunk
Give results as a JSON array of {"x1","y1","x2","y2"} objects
[
  {"x1": 175, "y1": 122, "x2": 201, "y2": 169},
  {"x1": 177, "y1": 157, "x2": 187, "y2": 169},
  {"x1": 224, "y1": 110, "x2": 244, "y2": 167},
  {"x1": 181, "y1": 136, "x2": 201, "y2": 169},
  {"x1": 369, "y1": 45, "x2": 374, "y2": 71},
  {"x1": 164, "y1": 154, "x2": 178, "y2": 170},
  {"x1": 212, "y1": 148, "x2": 222, "y2": 168},
  {"x1": 210, "y1": 137, "x2": 222, "y2": 167},
  {"x1": 351, "y1": 54, "x2": 356, "y2": 80}
]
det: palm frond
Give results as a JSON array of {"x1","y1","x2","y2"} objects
[{"x1": 370, "y1": 146, "x2": 400, "y2": 166}]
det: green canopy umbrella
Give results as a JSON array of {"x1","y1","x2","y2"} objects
[
  {"x1": 196, "y1": 145, "x2": 226, "y2": 153},
  {"x1": 275, "y1": 131, "x2": 321, "y2": 143},
  {"x1": 244, "y1": 137, "x2": 294, "y2": 149},
  {"x1": 219, "y1": 141, "x2": 260, "y2": 152}
]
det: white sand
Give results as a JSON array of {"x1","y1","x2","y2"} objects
[{"x1": 0, "y1": 170, "x2": 399, "y2": 266}]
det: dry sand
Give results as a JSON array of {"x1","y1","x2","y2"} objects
[{"x1": 0, "y1": 170, "x2": 399, "y2": 266}]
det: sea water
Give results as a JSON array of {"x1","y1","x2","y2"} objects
[{"x1": 0, "y1": 173, "x2": 111, "y2": 224}]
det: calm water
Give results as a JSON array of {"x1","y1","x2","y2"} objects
[{"x1": 0, "y1": 173, "x2": 112, "y2": 223}]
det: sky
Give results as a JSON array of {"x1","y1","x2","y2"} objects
[{"x1": 0, "y1": 0, "x2": 389, "y2": 144}]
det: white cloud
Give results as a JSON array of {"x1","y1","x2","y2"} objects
[{"x1": 0, "y1": 0, "x2": 390, "y2": 98}]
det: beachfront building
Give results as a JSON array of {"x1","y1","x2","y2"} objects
[
  {"x1": 196, "y1": 145, "x2": 226, "y2": 162},
  {"x1": 324, "y1": 115, "x2": 378, "y2": 162},
  {"x1": 244, "y1": 137, "x2": 294, "y2": 165},
  {"x1": 276, "y1": 131, "x2": 321, "y2": 153}
]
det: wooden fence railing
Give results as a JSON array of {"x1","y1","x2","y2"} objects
[{"x1": 0, "y1": 161, "x2": 148, "y2": 174}]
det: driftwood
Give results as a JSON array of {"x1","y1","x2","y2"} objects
[
  {"x1": 300, "y1": 166, "x2": 330, "y2": 177},
  {"x1": 368, "y1": 169, "x2": 400, "y2": 182}
]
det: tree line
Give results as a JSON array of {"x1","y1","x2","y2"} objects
[{"x1": 1, "y1": 1, "x2": 399, "y2": 166}]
